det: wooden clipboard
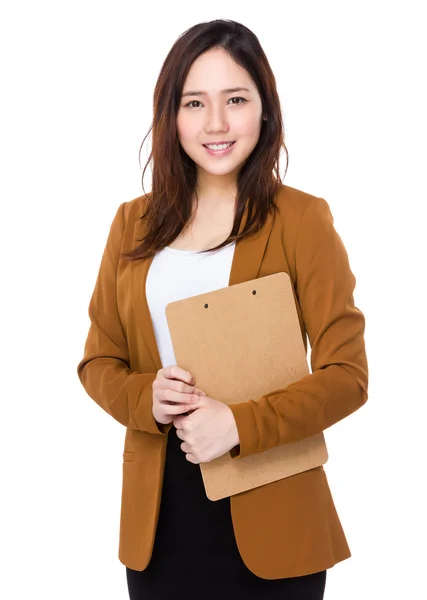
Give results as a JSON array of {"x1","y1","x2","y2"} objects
[{"x1": 165, "y1": 272, "x2": 328, "y2": 501}]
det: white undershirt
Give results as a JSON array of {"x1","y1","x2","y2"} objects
[{"x1": 145, "y1": 242, "x2": 237, "y2": 369}]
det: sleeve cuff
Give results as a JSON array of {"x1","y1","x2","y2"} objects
[
  {"x1": 135, "y1": 374, "x2": 173, "y2": 436},
  {"x1": 227, "y1": 400, "x2": 259, "y2": 460}
]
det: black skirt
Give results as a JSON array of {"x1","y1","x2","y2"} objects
[{"x1": 126, "y1": 424, "x2": 326, "y2": 600}]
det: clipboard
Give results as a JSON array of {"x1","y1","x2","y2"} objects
[{"x1": 165, "y1": 272, "x2": 328, "y2": 501}]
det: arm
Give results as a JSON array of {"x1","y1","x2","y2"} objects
[
  {"x1": 229, "y1": 197, "x2": 368, "y2": 459},
  {"x1": 77, "y1": 202, "x2": 171, "y2": 435}
]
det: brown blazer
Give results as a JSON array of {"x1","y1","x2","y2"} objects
[{"x1": 77, "y1": 183, "x2": 368, "y2": 579}]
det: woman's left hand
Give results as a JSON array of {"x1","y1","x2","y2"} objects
[{"x1": 173, "y1": 394, "x2": 240, "y2": 464}]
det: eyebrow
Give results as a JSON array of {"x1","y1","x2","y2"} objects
[{"x1": 181, "y1": 87, "x2": 252, "y2": 98}]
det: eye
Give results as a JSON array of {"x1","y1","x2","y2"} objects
[
  {"x1": 184, "y1": 100, "x2": 202, "y2": 108},
  {"x1": 228, "y1": 97, "x2": 247, "y2": 105},
  {"x1": 183, "y1": 97, "x2": 247, "y2": 108}
]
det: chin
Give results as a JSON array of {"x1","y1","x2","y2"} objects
[
  {"x1": 198, "y1": 164, "x2": 241, "y2": 177},
  {"x1": 196, "y1": 156, "x2": 249, "y2": 175}
]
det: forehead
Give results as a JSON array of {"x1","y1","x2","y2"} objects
[{"x1": 183, "y1": 48, "x2": 255, "y2": 93}]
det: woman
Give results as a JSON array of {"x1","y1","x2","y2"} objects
[{"x1": 77, "y1": 19, "x2": 368, "y2": 600}]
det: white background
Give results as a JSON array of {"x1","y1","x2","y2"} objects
[{"x1": 1, "y1": 1, "x2": 426, "y2": 598}]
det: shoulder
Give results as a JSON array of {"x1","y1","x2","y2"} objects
[
  {"x1": 103, "y1": 193, "x2": 150, "y2": 254},
  {"x1": 271, "y1": 185, "x2": 336, "y2": 264},
  {"x1": 120, "y1": 192, "x2": 150, "y2": 224},
  {"x1": 109, "y1": 192, "x2": 151, "y2": 235},
  {"x1": 274, "y1": 183, "x2": 331, "y2": 223},
  {"x1": 113, "y1": 185, "x2": 332, "y2": 241}
]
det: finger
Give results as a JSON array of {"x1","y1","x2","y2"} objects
[
  {"x1": 174, "y1": 415, "x2": 185, "y2": 430},
  {"x1": 161, "y1": 389, "x2": 201, "y2": 405},
  {"x1": 163, "y1": 365, "x2": 195, "y2": 385},
  {"x1": 160, "y1": 402, "x2": 197, "y2": 417},
  {"x1": 159, "y1": 379, "x2": 197, "y2": 395},
  {"x1": 185, "y1": 453, "x2": 198, "y2": 464}
]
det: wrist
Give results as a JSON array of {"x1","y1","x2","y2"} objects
[{"x1": 228, "y1": 407, "x2": 240, "y2": 447}]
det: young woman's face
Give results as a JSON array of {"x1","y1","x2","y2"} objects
[{"x1": 177, "y1": 47, "x2": 264, "y2": 180}]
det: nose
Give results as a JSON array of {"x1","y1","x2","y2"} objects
[{"x1": 204, "y1": 103, "x2": 230, "y2": 135}]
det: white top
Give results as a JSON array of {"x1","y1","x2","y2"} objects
[{"x1": 145, "y1": 242, "x2": 237, "y2": 369}]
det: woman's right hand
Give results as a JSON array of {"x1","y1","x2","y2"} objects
[{"x1": 152, "y1": 365, "x2": 206, "y2": 425}]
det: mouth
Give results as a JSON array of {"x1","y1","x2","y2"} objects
[{"x1": 203, "y1": 141, "x2": 236, "y2": 156}]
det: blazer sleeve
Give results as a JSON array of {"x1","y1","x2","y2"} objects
[
  {"x1": 77, "y1": 202, "x2": 170, "y2": 436},
  {"x1": 228, "y1": 196, "x2": 369, "y2": 459}
]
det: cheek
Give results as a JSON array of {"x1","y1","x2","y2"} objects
[
  {"x1": 176, "y1": 113, "x2": 186, "y2": 141},
  {"x1": 177, "y1": 114, "x2": 198, "y2": 143},
  {"x1": 233, "y1": 112, "x2": 263, "y2": 138}
]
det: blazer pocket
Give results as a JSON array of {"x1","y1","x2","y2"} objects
[{"x1": 123, "y1": 451, "x2": 135, "y2": 463}]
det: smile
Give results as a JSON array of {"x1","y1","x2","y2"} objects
[{"x1": 203, "y1": 141, "x2": 236, "y2": 156}]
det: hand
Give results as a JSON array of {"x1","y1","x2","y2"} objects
[
  {"x1": 173, "y1": 395, "x2": 240, "y2": 464},
  {"x1": 152, "y1": 365, "x2": 206, "y2": 425}
]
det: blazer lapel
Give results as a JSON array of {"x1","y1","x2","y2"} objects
[{"x1": 129, "y1": 201, "x2": 275, "y2": 371}]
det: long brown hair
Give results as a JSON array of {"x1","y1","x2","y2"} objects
[{"x1": 122, "y1": 19, "x2": 288, "y2": 261}]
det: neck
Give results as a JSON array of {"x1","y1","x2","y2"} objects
[{"x1": 195, "y1": 171, "x2": 238, "y2": 209}]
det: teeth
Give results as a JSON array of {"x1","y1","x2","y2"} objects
[{"x1": 205, "y1": 142, "x2": 234, "y2": 150}]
